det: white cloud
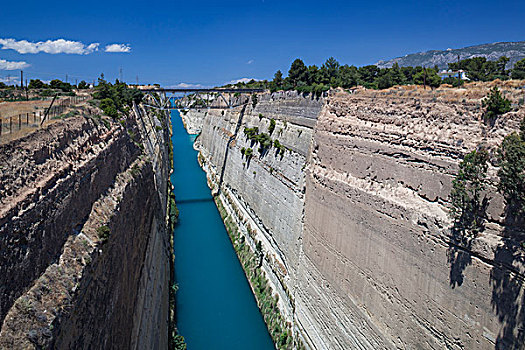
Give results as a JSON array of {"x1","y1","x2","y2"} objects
[
  {"x1": 105, "y1": 43, "x2": 131, "y2": 53},
  {"x1": 0, "y1": 58, "x2": 30, "y2": 70},
  {"x1": 173, "y1": 82, "x2": 204, "y2": 88},
  {"x1": 164, "y1": 83, "x2": 210, "y2": 89},
  {"x1": 246, "y1": 59, "x2": 254, "y2": 65},
  {"x1": 227, "y1": 77, "x2": 260, "y2": 85},
  {"x1": 0, "y1": 38, "x2": 99, "y2": 55}
]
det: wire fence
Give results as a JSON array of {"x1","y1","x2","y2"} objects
[{"x1": 0, "y1": 95, "x2": 89, "y2": 142}]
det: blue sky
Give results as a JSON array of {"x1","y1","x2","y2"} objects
[{"x1": 0, "y1": 0, "x2": 523, "y2": 87}]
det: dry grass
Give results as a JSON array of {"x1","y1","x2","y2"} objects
[
  {"x1": 0, "y1": 97, "x2": 93, "y2": 144},
  {"x1": 346, "y1": 79, "x2": 525, "y2": 106}
]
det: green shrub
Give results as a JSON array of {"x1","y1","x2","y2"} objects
[
  {"x1": 449, "y1": 149, "x2": 489, "y2": 234},
  {"x1": 268, "y1": 118, "x2": 276, "y2": 134},
  {"x1": 498, "y1": 125, "x2": 525, "y2": 216},
  {"x1": 96, "y1": 225, "x2": 111, "y2": 243},
  {"x1": 244, "y1": 127, "x2": 259, "y2": 139},
  {"x1": 173, "y1": 334, "x2": 186, "y2": 350},
  {"x1": 481, "y1": 87, "x2": 511, "y2": 125},
  {"x1": 100, "y1": 98, "x2": 119, "y2": 119}
]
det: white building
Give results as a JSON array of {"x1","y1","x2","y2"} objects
[{"x1": 438, "y1": 69, "x2": 469, "y2": 80}]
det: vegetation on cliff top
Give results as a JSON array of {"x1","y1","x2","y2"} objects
[
  {"x1": 227, "y1": 56, "x2": 525, "y2": 94},
  {"x1": 93, "y1": 75, "x2": 143, "y2": 118},
  {"x1": 481, "y1": 87, "x2": 512, "y2": 125}
]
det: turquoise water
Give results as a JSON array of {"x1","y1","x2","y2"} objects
[{"x1": 170, "y1": 110, "x2": 274, "y2": 350}]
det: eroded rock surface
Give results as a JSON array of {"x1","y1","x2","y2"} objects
[{"x1": 187, "y1": 85, "x2": 525, "y2": 349}]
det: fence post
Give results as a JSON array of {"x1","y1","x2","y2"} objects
[
  {"x1": 10, "y1": 117, "x2": 12, "y2": 133},
  {"x1": 18, "y1": 114, "x2": 21, "y2": 129},
  {"x1": 26, "y1": 113, "x2": 29, "y2": 125},
  {"x1": 33, "y1": 112, "x2": 36, "y2": 123}
]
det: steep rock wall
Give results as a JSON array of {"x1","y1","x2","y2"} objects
[
  {"x1": 0, "y1": 106, "x2": 172, "y2": 349},
  {"x1": 187, "y1": 91, "x2": 322, "y2": 330},
  {"x1": 299, "y1": 89, "x2": 524, "y2": 349},
  {"x1": 187, "y1": 86, "x2": 525, "y2": 350}
]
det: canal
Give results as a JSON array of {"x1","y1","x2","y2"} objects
[{"x1": 170, "y1": 109, "x2": 274, "y2": 349}]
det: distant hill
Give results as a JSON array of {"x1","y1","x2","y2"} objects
[{"x1": 376, "y1": 41, "x2": 525, "y2": 69}]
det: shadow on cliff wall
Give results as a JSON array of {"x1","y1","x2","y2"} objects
[
  {"x1": 216, "y1": 105, "x2": 247, "y2": 195},
  {"x1": 447, "y1": 200, "x2": 488, "y2": 288},
  {"x1": 448, "y1": 208, "x2": 525, "y2": 348},
  {"x1": 447, "y1": 236, "x2": 473, "y2": 288},
  {"x1": 490, "y1": 213, "x2": 525, "y2": 349}
]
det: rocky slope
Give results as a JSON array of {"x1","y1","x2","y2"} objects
[
  {"x1": 376, "y1": 41, "x2": 525, "y2": 69},
  {"x1": 185, "y1": 83, "x2": 525, "y2": 349},
  {"x1": 0, "y1": 104, "x2": 172, "y2": 349}
]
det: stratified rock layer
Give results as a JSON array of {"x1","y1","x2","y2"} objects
[
  {"x1": 0, "y1": 106, "x2": 172, "y2": 349},
  {"x1": 187, "y1": 85, "x2": 525, "y2": 350}
]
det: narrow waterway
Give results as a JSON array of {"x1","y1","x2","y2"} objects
[{"x1": 170, "y1": 110, "x2": 274, "y2": 349}]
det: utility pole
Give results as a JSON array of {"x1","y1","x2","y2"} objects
[
  {"x1": 20, "y1": 70, "x2": 23, "y2": 90},
  {"x1": 119, "y1": 67, "x2": 123, "y2": 82},
  {"x1": 25, "y1": 79, "x2": 28, "y2": 101},
  {"x1": 136, "y1": 75, "x2": 139, "y2": 86},
  {"x1": 75, "y1": 79, "x2": 78, "y2": 87},
  {"x1": 66, "y1": 74, "x2": 68, "y2": 83}
]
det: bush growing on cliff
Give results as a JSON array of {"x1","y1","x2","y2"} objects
[
  {"x1": 449, "y1": 149, "x2": 490, "y2": 234},
  {"x1": 482, "y1": 87, "x2": 511, "y2": 125},
  {"x1": 268, "y1": 118, "x2": 276, "y2": 134},
  {"x1": 96, "y1": 225, "x2": 111, "y2": 243},
  {"x1": 497, "y1": 122, "x2": 525, "y2": 218}
]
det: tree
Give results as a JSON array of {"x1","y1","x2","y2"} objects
[
  {"x1": 49, "y1": 79, "x2": 72, "y2": 92},
  {"x1": 413, "y1": 68, "x2": 441, "y2": 88},
  {"x1": 357, "y1": 65, "x2": 380, "y2": 86},
  {"x1": 389, "y1": 63, "x2": 405, "y2": 86},
  {"x1": 306, "y1": 65, "x2": 321, "y2": 85},
  {"x1": 28, "y1": 79, "x2": 46, "y2": 89},
  {"x1": 511, "y1": 58, "x2": 525, "y2": 80},
  {"x1": 78, "y1": 80, "x2": 89, "y2": 89},
  {"x1": 100, "y1": 98, "x2": 118, "y2": 118},
  {"x1": 339, "y1": 64, "x2": 358, "y2": 88},
  {"x1": 496, "y1": 56, "x2": 510, "y2": 77},
  {"x1": 288, "y1": 58, "x2": 308, "y2": 87},
  {"x1": 321, "y1": 57, "x2": 340, "y2": 85},
  {"x1": 377, "y1": 72, "x2": 393, "y2": 90},
  {"x1": 481, "y1": 87, "x2": 511, "y2": 125},
  {"x1": 498, "y1": 124, "x2": 525, "y2": 217},
  {"x1": 272, "y1": 70, "x2": 283, "y2": 88},
  {"x1": 450, "y1": 149, "x2": 490, "y2": 234}
]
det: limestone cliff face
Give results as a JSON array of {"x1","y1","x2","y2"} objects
[
  {"x1": 300, "y1": 88, "x2": 524, "y2": 350},
  {"x1": 0, "y1": 105, "x2": 172, "y2": 349},
  {"x1": 186, "y1": 85, "x2": 525, "y2": 350},
  {"x1": 187, "y1": 91, "x2": 322, "y2": 331}
]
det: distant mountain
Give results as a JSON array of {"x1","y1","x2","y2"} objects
[{"x1": 376, "y1": 41, "x2": 525, "y2": 69}]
